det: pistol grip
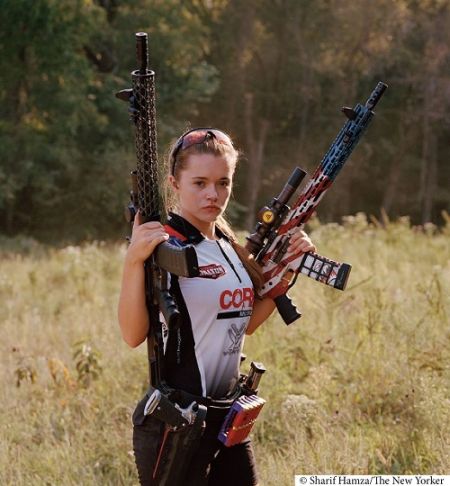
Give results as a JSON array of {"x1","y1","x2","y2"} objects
[
  {"x1": 274, "y1": 293, "x2": 302, "y2": 325},
  {"x1": 157, "y1": 290, "x2": 180, "y2": 329}
]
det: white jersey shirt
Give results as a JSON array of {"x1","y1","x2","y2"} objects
[{"x1": 161, "y1": 213, "x2": 254, "y2": 399}]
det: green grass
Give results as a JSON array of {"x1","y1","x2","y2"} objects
[{"x1": 1, "y1": 214, "x2": 449, "y2": 485}]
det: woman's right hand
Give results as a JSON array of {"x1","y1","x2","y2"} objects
[{"x1": 126, "y1": 211, "x2": 169, "y2": 265}]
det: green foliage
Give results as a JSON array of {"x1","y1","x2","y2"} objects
[
  {"x1": 0, "y1": 0, "x2": 448, "y2": 236},
  {"x1": 0, "y1": 217, "x2": 449, "y2": 484},
  {"x1": 73, "y1": 340, "x2": 103, "y2": 387},
  {"x1": 0, "y1": 0, "x2": 219, "y2": 242}
]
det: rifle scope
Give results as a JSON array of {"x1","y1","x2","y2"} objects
[{"x1": 246, "y1": 167, "x2": 307, "y2": 256}]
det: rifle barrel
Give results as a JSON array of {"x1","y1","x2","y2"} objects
[{"x1": 136, "y1": 32, "x2": 148, "y2": 74}]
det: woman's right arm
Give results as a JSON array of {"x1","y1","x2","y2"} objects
[{"x1": 118, "y1": 212, "x2": 169, "y2": 348}]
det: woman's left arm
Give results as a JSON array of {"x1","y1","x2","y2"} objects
[{"x1": 246, "y1": 228, "x2": 316, "y2": 335}]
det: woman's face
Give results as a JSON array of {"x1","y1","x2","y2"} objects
[{"x1": 170, "y1": 153, "x2": 235, "y2": 228}]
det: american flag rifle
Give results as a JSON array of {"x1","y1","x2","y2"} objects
[{"x1": 246, "y1": 82, "x2": 388, "y2": 324}]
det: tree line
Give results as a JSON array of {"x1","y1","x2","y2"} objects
[{"x1": 0, "y1": 0, "x2": 449, "y2": 243}]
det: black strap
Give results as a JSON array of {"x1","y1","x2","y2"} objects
[{"x1": 167, "y1": 211, "x2": 229, "y2": 244}]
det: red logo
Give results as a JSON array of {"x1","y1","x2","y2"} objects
[
  {"x1": 220, "y1": 287, "x2": 254, "y2": 309},
  {"x1": 198, "y1": 264, "x2": 226, "y2": 279}
]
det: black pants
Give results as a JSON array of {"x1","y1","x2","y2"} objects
[{"x1": 133, "y1": 403, "x2": 258, "y2": 485}]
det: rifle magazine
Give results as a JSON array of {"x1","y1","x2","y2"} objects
[{"x1": 155, "y1": 242, "x2": 200, "y2": 277}]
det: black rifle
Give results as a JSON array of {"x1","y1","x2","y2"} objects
[
  {"x1": 116, "y1": 32, "x2": 199, "y2": 388},
  {"x1": 116, "y1": 33, "x2": 207, "y2": 486}
]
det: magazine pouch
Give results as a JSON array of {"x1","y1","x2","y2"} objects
[{"x1": 217, "y1": 394, "x2": 265, "y2": 447}]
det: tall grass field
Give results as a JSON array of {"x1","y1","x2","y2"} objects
[{"x1": 1, "y1": 213, "x2": 449, "y2": 485}]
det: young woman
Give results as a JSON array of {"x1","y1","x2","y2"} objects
[{"x1": 118, "y1": 128, "x2": 316, "y2": 485}]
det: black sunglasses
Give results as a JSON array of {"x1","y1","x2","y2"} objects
[{"x1": 171, "y1": 128, "x2": 232, "y2": 176}]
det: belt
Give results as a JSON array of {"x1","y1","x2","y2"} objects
[{"x1": 169, "y1": 386, "x2": 242, "y2": 422}]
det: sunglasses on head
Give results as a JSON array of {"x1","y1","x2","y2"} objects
[{"x1": 171, "y1": 127, "x2": 232, "y2": 176}]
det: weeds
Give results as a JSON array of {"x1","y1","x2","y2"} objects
[
  {"x1": 73, "y1": 340, "x2": 103, "y2": 387},
  {"x1": 0, "y1": 216, "x2": 449, "y2": 484}
]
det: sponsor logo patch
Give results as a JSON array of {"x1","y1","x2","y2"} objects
[
  {"x1": 219, "y1": 287, "x2": 254, "y2": 309},
  {"x1": 198, "y1": 263, "x2": 226, "y2": 279}
]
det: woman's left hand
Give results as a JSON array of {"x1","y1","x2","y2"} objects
[
  {"x1": 247, "y1": 229, "x2": 316, "y2": 335},
  {"x1": 288, "y1": 228, "x2": 316, "y2": 255}
]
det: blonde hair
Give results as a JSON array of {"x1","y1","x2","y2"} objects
[{"x1": 164, "y1": 130, "x2": 264, "y2": 291}]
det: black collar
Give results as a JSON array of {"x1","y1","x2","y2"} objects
[{"x1": 167, "y1": 212, "x2": 228, "y2": 244}]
